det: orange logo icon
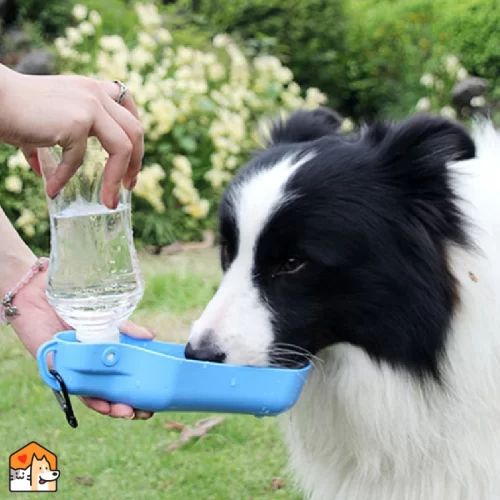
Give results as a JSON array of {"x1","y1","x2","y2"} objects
[{"x1": 9, "y1": 442, "x2": 60, "y2": 492}]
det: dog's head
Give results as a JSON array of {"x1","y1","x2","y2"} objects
[
  {"x1": 31, "y1": 455, "x2": 59, "y2": 483},
  {"x1": 186, "y1": 108, "x2": 475, "y2": 378}
]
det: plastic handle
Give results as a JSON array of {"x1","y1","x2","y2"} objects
[{"x1": 36, "y1": 339, "x2": 60, "y2": 391}]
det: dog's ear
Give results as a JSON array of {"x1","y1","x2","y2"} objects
[
  {"x1": 265, "y1": 107, "x2": 343, "y2": 146},
  {"x1": 374, "y1": 113, "x2": 476, "y2": 168},
  {"x1": 371, "y1": 114, "x2": 476, "y2": 243}
]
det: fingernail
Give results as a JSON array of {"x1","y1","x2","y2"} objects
[
  {"x1": 112, "y1": 193, "x2": 120, "y2": 209},
  {"x1": 147, "y1": 328, "x2": 156, "y2": 338},
  {"x1": 50, "y1": 188, "x2": 61, "y2": 199},
  {"x1": 125, "y1": 412, "x2": 136, "y2": 420},
  {"x1": 130, "y1": 177, "x2": 137, "y2": 190}
]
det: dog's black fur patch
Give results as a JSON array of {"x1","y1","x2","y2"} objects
[{"x1": 219, "y1": 109, "x2": 476, "y2": 379}]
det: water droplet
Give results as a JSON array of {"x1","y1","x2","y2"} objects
[
  {"x1": 230, "y1": 378, "x2": 236, "y2": 387},
  {"x1": 202, "y1": 363, "x2": 208, "y2": 369}
]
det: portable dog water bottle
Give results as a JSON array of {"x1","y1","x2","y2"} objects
[{"x1": 35, "y1": 141, "x2": 311, "y2": 428}]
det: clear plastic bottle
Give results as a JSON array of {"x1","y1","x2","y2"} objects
[{"x1": 37, "y1": 140, "x2": 145, "y2": 343}]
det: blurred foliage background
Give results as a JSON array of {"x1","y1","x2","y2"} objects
[{"x1": 0, "y1": 0, "x2": 498, "y2": 254}]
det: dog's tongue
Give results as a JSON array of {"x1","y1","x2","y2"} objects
[{"x1": 39, "y1": 479, "x2": 46, "y2": 484}]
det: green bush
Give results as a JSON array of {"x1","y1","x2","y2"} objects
[
  {"x1": 341, "y1": 0, "x2": 437, "y2": 119},
  {"x1": 0, "y1": 145, "x2": 49, "y2": 256},
  {"x1": 435, "y1": 0, "x2": 500, "y2": 100},
  {"x1": 17, "y1": 0, "x2": 75, "y2": 39},
  {"x1": 1, "y1": 2, "x2": 328, "y2": 252}
]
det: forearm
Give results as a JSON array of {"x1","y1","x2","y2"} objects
[{"x1": 0, "y1": 206, "x2": 37, "y2": 297}]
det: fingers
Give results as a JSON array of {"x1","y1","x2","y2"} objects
[
  {"x1": 81, "y1": 397, "x2": 154, "y2": 420},
  {"x1": 80, "y1": 397, "x2": 112, "y2": 416},
  {"x1": 44, "y1": 137, "x2": 88, "y2": 199},
  {"x1": 21, "y1": 146, "x2": 41, "y2": 175},
  {"x1": 90, "y1": 109, "x2": 132, "y2": 209},
  {"x1": 101, "y1": 80, "x2": 141, "y2": 120},
  {"x1": 101, "y1": 95, "x2": 144, "y2": 190},
  {"x1": 119, "y1": 320, "x2": 156, "y2": 339}
]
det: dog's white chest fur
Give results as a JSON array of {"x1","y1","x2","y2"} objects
[{"x1": 281, "y1": 125, "x2": 500, "y2": 500}]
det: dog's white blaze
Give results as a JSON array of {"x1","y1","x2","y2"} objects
[{"x1": 189, "y1": 153, "x2": 314, "y2": 365}]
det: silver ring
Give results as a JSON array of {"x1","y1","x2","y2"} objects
[{"x1": 113, "y1": 80, "x2": 128, "y2": 105}]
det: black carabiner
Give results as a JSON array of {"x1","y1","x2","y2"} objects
[{"x1": 49, "y1": 369, "x2": 78, "y2": 429}]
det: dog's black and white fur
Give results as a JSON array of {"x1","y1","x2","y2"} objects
[{"x1": 186, "y1": 109, "x2": 500, "y2": 499}]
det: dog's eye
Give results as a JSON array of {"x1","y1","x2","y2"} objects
[{"x1": 273, "y1": 258, "x2": 306, "y2": 277}]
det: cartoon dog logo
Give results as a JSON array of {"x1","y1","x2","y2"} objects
[
  {"x1": 30, "y1": 454, "x2": 60, "y2": 491},
  {"x1": 9, "y1": 441, "x2": 60, "y2": 492}
]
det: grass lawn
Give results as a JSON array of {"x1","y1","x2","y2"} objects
[{"x1": 0, "y1": 248, "x2": 301, "y2": 499}]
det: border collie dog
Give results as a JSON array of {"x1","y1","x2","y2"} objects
[{"x1": 186, "y1": 109, "x2": 500, "y2": 499}]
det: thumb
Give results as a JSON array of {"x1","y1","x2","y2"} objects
[
  {"x1": 44, "y1": 138, "x2": 87, "y2": 199},
  {"x1": 119, "y1": 320, "x2": 156, "y2": 340}
]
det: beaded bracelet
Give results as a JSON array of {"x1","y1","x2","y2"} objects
[{"x1": 0, "y1": 257, "x2": 49, "y2": 325}]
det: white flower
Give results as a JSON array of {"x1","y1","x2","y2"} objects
[
  {"x1": 456, "y1": 67, "x2": 468, "y2": 82},
  {"x1": 213, "y1": 33, "x2": 231, "y2": 48},
  {"x1": 65, "y1": 27, "x2": 83, "y2": 45},
  {"x1": 72, "y1": 4, "x2": 88, "y2": 21},
  {"x1": 138, "y1": 32, "x2": 156, "y2": 51},
  {"x1": 130, "y1": 46, "x2": 154, "y2": 69},
  {"x1": 7, "y1": 150, "x2": 29, "y2": 170},
  {"x1": 205, "y1": 168, "x2": 231, "y2": 188},
  {"x1": 305, "y1": 87, "x2": 327, "y2": 108},
  {"x1": 202, "y1": 53, "x2": 217, "y2": 65},
  {"x1": 226, "y1": 156, "x2": 238, "y2": 170},
  {"x1": 445, "y1": 54, "x2": 460, "y2": 75},
  {"x1": 79, "y1": 53, "x2": 91, "y2": 64},
  {"x1": 89, "y1": 10, "x2": 102, "y2": 26},
  {"x1": 276, "y1": 67, "x2": 293, "y2": 84},
  {"x1": 416, "y1": 97, "x2": 431, "y2": 112},
  {"x1": 434, "y1": 79, "x2": 444, "y2": 91},
  {"x1": 157, "y1": 28, "x2": 172, "y2": 44},
  {"x1": 420, "y1": 73, "x2": 434, "y2": 88},
  {"x1": 134, "y1": 164, "x2": 166, "y2": 213},
  {"x1": 341, "y1": 118, "x2": 354, "y2": 133},
  {"x1": 79, "y1": 21, "x2": 95, "y2": 37},
  {"x1": 5, "y1": 175, "x2": 23, "y2": 193},
  {"x1": 281, "y1": 91, "x2": 304, "y2": 109},
  {"x1": 208, "y1": 63, "x2": 225, "y2": 81},
  {"x1": 439, "y1": 106, "x2": 457, "y2": 119},
  {"x1": 470, "y1": 96, "x2": 486, "y2": 107},
  {"x1": 288, "y1": 82, "x2": 301, "y2": 95},
  {"x1": 16, "y1": 209, "x2": 36, "y2": 237},
  {"x1": 99, "y1": 35, "x2": 127, "y2": 53},
  {"x1": 173, "y1": 155, "x2": 192, "y2": 176},
  {"x1": 184, "y1": 199, "x2": 210, "y2": 219},
  {"x1": 135, "y1": 3, "x2": 161, "y2": 29}
]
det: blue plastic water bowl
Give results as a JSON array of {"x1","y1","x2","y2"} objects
[{"x1": 36, "y1": 331, "x2": 311, "y2": 419}]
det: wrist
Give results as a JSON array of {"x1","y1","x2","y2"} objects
[
  {"x1": 0, "y1": 64, "x2": 25, "y2": 145},
  {"x1": 0, "y1": 252, "x2": 38, "y2": 297},
  {"x1": 0, "y1": 257, "x2": 48, "y2": 325},
  {"x1": 0, "y1": 207, "x2": 39, "y2": 297}
]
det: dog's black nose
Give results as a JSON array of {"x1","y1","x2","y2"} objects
[
  {"x1": 52, "y1": 472, "x2": 58, "y2": 477},
  {"x1": 185, "y1": 341, "x2": 226, "y2": 363}
]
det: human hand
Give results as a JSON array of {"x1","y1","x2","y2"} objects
[
  {"x1": 0, "y1": 65, "x2": 143, "y2": 209},
  {"x1": 11, "y1": 265, "x2": 154, "y2": 420}
]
